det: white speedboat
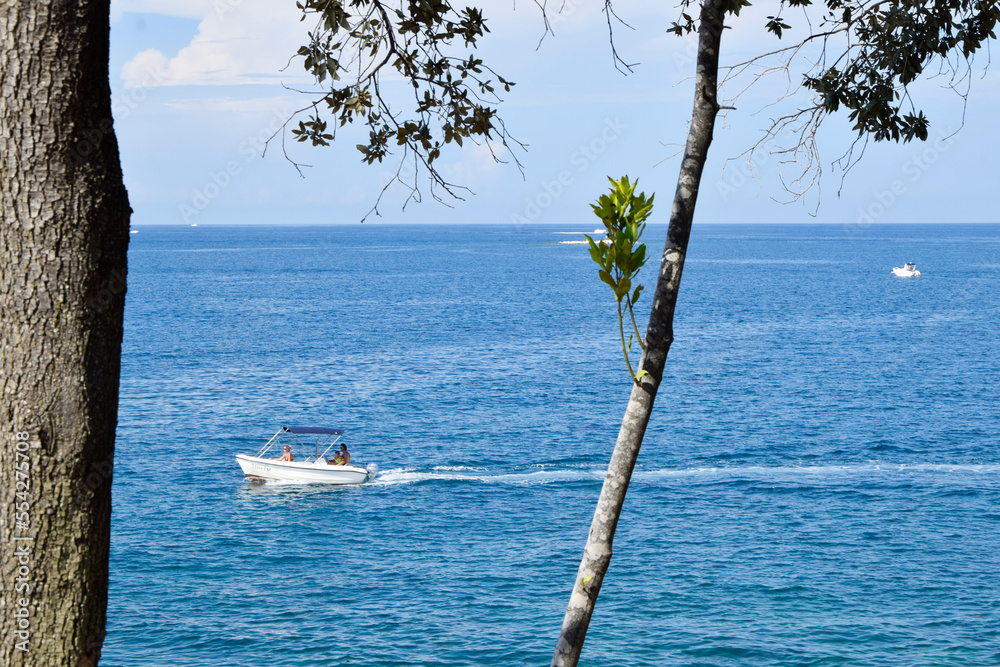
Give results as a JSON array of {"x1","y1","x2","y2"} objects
[
  {"x1": 236, "y1": 426, "x2": 377, "y2": 484},
  {"x1": 557, "y1": 229, "x2": 611, "y2": 246},
  {"x1": 892, "y1": 262, "x2": 920, "y2": 277}
]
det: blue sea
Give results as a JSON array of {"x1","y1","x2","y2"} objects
[{"x1": 105, "y1": 223, "x2": 1000, "y2": 666}]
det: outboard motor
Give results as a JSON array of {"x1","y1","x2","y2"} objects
[{"x1": 365, "y1": 463, "x2": 379, "y2": 482}]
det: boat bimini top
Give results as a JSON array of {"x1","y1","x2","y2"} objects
[{"x1": 254, "y1": 425, "x2": 346, "y2": 462}]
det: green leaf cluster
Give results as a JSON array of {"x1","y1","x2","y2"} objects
[{"x1": 586, "y1": 176, "x2": 655, "y2": 386}]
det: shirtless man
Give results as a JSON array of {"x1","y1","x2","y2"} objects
[{"x1": 272, "y1": 445, "x2": 294, "y2": 462}]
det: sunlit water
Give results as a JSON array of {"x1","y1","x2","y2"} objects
[{"x1": 105, "y1": 223, "x2": 1000, "y2": 666}]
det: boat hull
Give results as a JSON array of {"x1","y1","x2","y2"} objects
[
  {"x1": 892, "y1": 267, "x2": 920, "y2": 277},
  {"x1": 235, "y1": 454, "x2": 369, "y2": 484}
]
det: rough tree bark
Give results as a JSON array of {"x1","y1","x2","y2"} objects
[
  {"x1": 551, "y1": 0, "x2": 726, "y2": 663},
  {"x1": 1, "y1": 1, "x2": 130, "y2": 665}
]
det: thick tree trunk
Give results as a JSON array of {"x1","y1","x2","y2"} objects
[
  {"x1": 1, "y1": 1, "x2": 130, "y2": 665},
  {"x1": 551, "y1": 1, "x2": 726, "y2": 664}
]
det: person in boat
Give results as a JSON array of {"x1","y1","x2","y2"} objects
[
  {"x1": 329, "y1": 443, "x2": 350, "y2": 466},
  {"x1": 272, "y1": 445, "x2": 294, "y2": 462}
]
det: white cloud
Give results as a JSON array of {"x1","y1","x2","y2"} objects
[
  {"x1": 116, "y1": 0, "x2": 635, "y2": 90},
  {"x1": 121, "y1": 48, "x2": 169, "y2": 88},
  {"x1": 120, "y1": 0, "x2": 309, "y2": 88}
]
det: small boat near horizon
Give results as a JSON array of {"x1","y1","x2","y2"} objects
[
  {"x1": 236, "y1": 425, "x2": 377, "y2": 484},
  {"x1": 556, "y1": 229, "x2": 611, "y2": 245},
  {"x1": 892, "y1": 262, "x2": 921, "y2": 277}
]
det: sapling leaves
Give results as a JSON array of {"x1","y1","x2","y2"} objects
[{"x1": 586, "y1": 176, "x2": 654, "y2": 386}]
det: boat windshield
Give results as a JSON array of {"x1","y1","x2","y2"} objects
[{"x1": 254, "y1": 426, "x2": 345, "y2": 460}]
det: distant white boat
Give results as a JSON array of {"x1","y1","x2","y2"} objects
[
  {"x1": 236, "y1": 426, "x2": 377, "y2": 485},
  {"x1": 557, "y1": 229, "x2": 610, "y2": 246},
  {"x1": 190, "y1": 223, "x2": 198, "y2": 227},
  {"x1": 130, "y1": 229, "x2": 138, "y2": 234},
  {"x1": 892, "y1": 262, "x2": 920, "y2": 277}
]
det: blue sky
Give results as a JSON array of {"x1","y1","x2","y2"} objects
[{"x1": 108, "y1": 0, "x2": 1000, "y2": 226}]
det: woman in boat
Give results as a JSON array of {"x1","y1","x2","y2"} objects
[{"x1": 273, "y1": 445, "x2": 294, "y2": 462}]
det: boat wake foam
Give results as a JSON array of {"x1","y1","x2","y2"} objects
[{"x1": 369, "y1": 463, "x2": 1000, "y2": 487}]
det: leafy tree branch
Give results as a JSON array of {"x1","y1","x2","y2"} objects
[
  {"x1": 284, "y1": 0, "x2": 525, "y2": 219},
  {"x1": 711, "y1": 0, "x2": 999, "y2": 200}
]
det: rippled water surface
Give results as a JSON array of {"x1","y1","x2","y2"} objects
[{"x1": 106, "y1": 224, "x2": 1000, "y2": 666}]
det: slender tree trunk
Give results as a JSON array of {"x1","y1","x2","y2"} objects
[
  {"x1": 551, "y1": 1, "x2": 725, "y2": 664},
  {"x1": 1, "y1": 1, "x2": 130, "y2": 665}
]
